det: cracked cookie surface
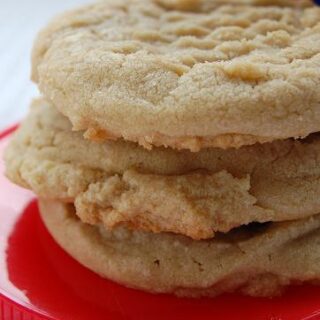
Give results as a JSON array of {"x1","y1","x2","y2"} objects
[
  {"x1": 32, "y1": 0, "x2": 320, "y2": 151},
  {"x1": 39, "y1": 199, "x2": 320, "y2": 297},
  {"x1": 5, "y1": 99, "x2": 320, "y2": 239}
]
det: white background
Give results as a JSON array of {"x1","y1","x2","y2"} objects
[{"x1": 0, "y1": 0, "x2": 90, "y2": 131}]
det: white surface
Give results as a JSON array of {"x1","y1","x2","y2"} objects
[{"x1": 0, "y1": 0, "x2": 90, "y2": 130}]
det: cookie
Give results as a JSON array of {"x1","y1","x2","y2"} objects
[
  {"x1": 5, "y1": 98, "x2": 320, "y2": 239},
  {"x1": 32, "y1": 0, "x2": 320, "y2": 151},
  {"x1": 39, "y1": 199, "x2": 320, "y2": 297}
]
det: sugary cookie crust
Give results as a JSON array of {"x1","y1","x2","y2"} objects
[
  {"x1": 39, "y1": 199, "x2": 320, "y2": 298},
  {"x1": 32, "y1": 0, "x2": 320, "y2": 150},
  {"x1": 84, "y1": 128, "x2": 274, "y2": 152},
  {"x1": 5, "y1": 99, "x2": 320, "y2": 239}
]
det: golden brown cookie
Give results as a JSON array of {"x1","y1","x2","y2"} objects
[
  {"x1": 32, "y1": 0, "x2": 320, "y2": 151},
  {"x1": 5, "y1": 98, "x2": 320, "y2": 239},
  {"x1": 39, "y1": 199, "x2": 320, "y2": 298}
]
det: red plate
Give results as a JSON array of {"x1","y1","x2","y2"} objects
[{"x1": 1, "y1": 127, "x2": 320, "y2": 320}]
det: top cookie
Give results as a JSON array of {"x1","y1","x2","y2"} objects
[{"x1": 32, "y1": 0, "x2": 320, "y2": 151}]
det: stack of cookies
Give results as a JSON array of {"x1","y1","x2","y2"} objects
[{"x1": 5, "y1": 0, "x2": 320, "y2": 297}]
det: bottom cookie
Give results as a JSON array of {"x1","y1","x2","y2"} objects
[{"x1": 39, "y1": 199, "x2": 320, "y2": 298}]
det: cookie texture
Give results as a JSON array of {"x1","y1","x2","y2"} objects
[
  {"x1": 39, "y1": 199, "x2": 320, "y2": 297},
  {"x1": 32, "y1": 0, "x2": 320, "y2": 151},
  {"x1": 5, "y1": 99, "x2": 320, "y2": 239}
]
